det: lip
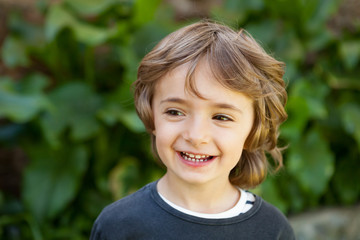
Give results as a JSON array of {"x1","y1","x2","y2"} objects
[{"x1": 176, "y1": 151, "x2": 216, "y2": 167}]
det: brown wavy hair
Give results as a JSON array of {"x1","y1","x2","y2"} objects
[{"x1": 134, "y1": 20, "x2": 287, "y2": 189}]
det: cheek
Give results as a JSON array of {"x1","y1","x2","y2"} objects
[
  {"x1": 217, "y1": 128, "x2": 248, "y2": 157},
  {"x1": 154, "y1": 127, "x2": 178, "y2": 166},
  {"x1": 154, "y1": 122, "x2": 178, "y2": 148},
  {"x1": 218, "y1": 126, "x2": 250, "y2": 144}
]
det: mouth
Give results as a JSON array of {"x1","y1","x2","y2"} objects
[{"x1": 179, "y1": 151, "x2": 215, "y2": 163}]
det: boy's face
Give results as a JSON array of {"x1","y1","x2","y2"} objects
[{"x1": 152, "y1": 61, "x2": 254, "y2": 187}]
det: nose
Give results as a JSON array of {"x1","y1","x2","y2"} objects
[{"x1": 183, "y1": 116, "x2": 211, "y2": 147}]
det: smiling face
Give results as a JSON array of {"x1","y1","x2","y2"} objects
[{"x1": 152, "y1": 61, "x2": 255, "y2": 187}]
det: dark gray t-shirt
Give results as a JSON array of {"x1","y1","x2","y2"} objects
[{"x1": 90, "y1": 181, "x2": 295, "y2": 240}]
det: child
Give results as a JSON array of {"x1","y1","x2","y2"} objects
[{"x1": 90, "y1": 20, "x2": 295, "y2": 239}]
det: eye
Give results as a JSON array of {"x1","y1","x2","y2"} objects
[
  {"x1": 213, "y1": 114, "x2": 233, "y2": 121},
  {"x1": 165, "y1": 109, "x2": 184, "y2": 116}
]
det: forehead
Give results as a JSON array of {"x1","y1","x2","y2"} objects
[
  {"x1": 153, "y1": 61, "x2": 254, "y2": 108},
  {"x1": 156, "y1": 61, "x2": 213, "y2": 96},
  {"x1": 155, "y1": 60, "x2": 220, "y2": 96}
]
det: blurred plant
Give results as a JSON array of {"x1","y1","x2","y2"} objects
[
  {"x1": 0, "y1": 0, "x2": 359, "y2": 239},
  {"x1": 0, "y1": 0, "x2": 166, "y2": 239}
]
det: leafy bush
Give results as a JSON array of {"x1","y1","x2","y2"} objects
[{"x1": 0, "y1": 0, "x2": 359, "y2": 239}]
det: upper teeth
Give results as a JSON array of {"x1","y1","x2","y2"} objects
[
  {"x1": 182, "y1": 152, "x2": 210, "y2": 162},
  {"x1": 184, "y1": 152, "x2": 208, "y2": 158}
]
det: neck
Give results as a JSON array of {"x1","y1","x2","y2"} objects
[{"x1": 157, "y1": 173, "x2": 240, "y2": 214}]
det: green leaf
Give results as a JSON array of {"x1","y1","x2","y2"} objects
[
  {"x1": 341, "y1": 103, "x2": 360, "y2": 149},
  {"x1": 45, "y1": 4, "x2": 75, "y2": 41},
  {"x1": 97, "y1": 103, "x2": 145, "y2": 133},
  {"x1": 130, "y1": 22, "x2": 170, "y2": 58},
  {"x1": 40, "y1": 82, "x2": 102, "y2": 147},
  {"x1": 117, "y1": 44, "x2": 141, "y2": 81},
  {"x1": 108, "y1": 157, "x2": 140, "y2": 199},
  {"x1": 214, "y1": 0, "x2": 263, "y2": 24},
  {"x1": 1, "y1": 36, "x2": 30, "y2": 68},
  {"x1": 0, "y1": 77, "x2": 50, "y2": 122},
  {"x1": 224, "y1": 0, "x2": 264, "y2": 12},
  {"x1": 287, "y1": 129, "x2": 335, "y2": 196},
  {"x1": 119, "y1": 111, "x2": 145, "y2": 133},
  {"x1": 20, "y1": 74, "x2": 50, "y2": 94},
  {"x1": 339, "y1": 40, "x2": 360, "y2": 70},
  {"x1": 73, "y1": 22, "x2": 115, "y2": 46},
  {"x1": 333, "y1": 153, "x2": 360, "y2": 204},
  {"x1": 281, "y1": 95, "x2": 310, "y2": 141},
  {"x1": 290, "y1": 79, "x2": 328, "y2": 119},
  {"x1": 246, "y1": 20, "x2": 279, "y2": 47},
  {"x1": 306, "y1": 27, "x2": 333, "y2": 51},
  {"x1": 305, "y1": 0, "x2": 339, "y2": 34},
  {"x1": 333, "y1": 155, "x2": 360, "y2": 204},
  {"x1": 45, "y1": 4, "x2": 115, "y2": 46},
  {"x1": 276, "y1": 30, "x2": 304, "y2": 62},
  {"x1": 132, "y1": 0, "x2": 162, "y2": 26},
  {"x1": 327, "y1": 72, "x2": 360, "y2": 90},
  {"x1": 23, "y1": 144, "x2": 88, "y2": 221},
  {"x1": 64, "y1": 0, "x2": 121, "y2": 16},
  {"x1": 97, "y1": 103, "x2": 121, "y2": 126}
]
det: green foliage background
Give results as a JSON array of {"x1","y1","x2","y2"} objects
[{"x1": 0, "y1": 0, "x2": 359, "y2": 239}]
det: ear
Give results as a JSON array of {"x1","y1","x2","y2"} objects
[{"x1": 152, "y1": 129, "x2": 156, "y2": 136}]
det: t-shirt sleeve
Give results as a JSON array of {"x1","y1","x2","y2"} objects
[
  {"x1": 90, "y1": 219, "x2": 103, "y2": 240},
  {"x1": 259, "y1": 199, "x2": 296, "y2": 240},
  {"x1": 279, "y1": 221, "x2": 296, "y2": 240}
]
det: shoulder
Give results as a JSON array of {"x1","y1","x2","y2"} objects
[
  {"x1": 90, "y1": 182, "x2": 157, "y2": 239},
  {"x1": 99, "y1": 181, "x2": 155, "y2": 220},
  {"x1": 251, "y1": 196, "x2": 295, "y2": 239},
  {"x1": 256, "y1": 197, "x2": 288, "y2": 221}
]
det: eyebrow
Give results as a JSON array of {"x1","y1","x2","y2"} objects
[
  {"x1": 213, "y1": 103, "x2": 243, "y2": 114},
  {"x1": 160, "y1": 97, "x2": 243, "y2": 114},
  {"x1": 160, "y1": 97, "x2": 186, "y2": 105}
]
